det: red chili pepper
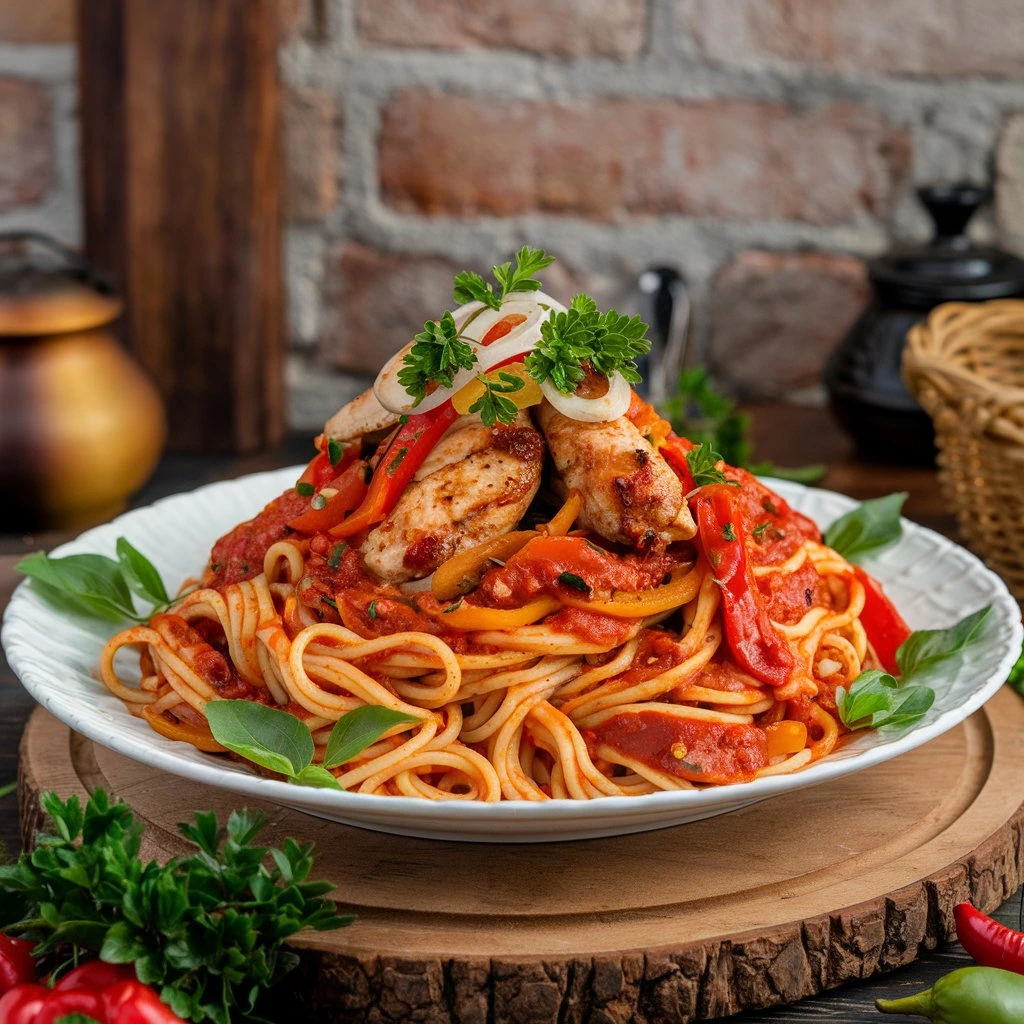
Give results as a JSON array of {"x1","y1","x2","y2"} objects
[
  {"x1": 296, "y1": 439, "x2": 356, "y2": 493},
  {"x1": 53, "y1": 960, "x2": 137, "y2": 992},
  {"x1": 657, "y1": 433, "x2": 696, "y2": 491},
  {"x1": 329, "y1": 402, "x2": 461, "y2": 538},
  {"x1": 954, "y1": 902, "x2": 1024, "y2": 975},
  {"x1": 287, "y1": 459, "x2": 370, "y2": 534},
  {"x1": 695, "y1": 486, "x2": 795, "y2": 689},
  {"x1": 0, "y1": 934, "x2": 36, "y2": 995},
  {"x1": 33, "y1": 986, "x2": 106, "y2": 1024},
  {"x1": 102, "y1": 980, "x2": 186, "y2": 1024},
  {"x1": 0, "y1": 984, "x2": 50, "y2": 1024},
  {"x1": 853, "y1": 565, "x2": 911, "y2": 675}
]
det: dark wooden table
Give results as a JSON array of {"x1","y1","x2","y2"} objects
[{"x1": 1, "y1": 403, "x2": 1020, "y2": 1023}]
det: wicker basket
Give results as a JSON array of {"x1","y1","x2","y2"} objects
[{"x1": 904, "y1": 300, "x2": 1024, "y2": 600}]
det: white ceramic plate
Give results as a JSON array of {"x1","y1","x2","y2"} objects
[{"x1": 3, "y1": 469, "x2": 1021, "y2": 842}]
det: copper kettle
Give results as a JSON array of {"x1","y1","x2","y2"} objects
[{"x1": 0, "y1": 232, "x2": 166, "y2": 530}]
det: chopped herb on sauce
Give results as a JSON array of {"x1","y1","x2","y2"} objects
[
  {"x1": 722, "y1": 522, "x2": 736, "y2": 541},
  {"x1": 328, "y1": 543, "x2": 346, "y2": 570},
  {"x1": 327, "y1": 438, "x2": 345, "y2": 466},
  {"x1": 558, "y1": 571, "x2": 590, "y2": 593},
  {"x1": 751, "y1": 522, "x2": 770, "y2": 540},
  {"x1": 321, "y1": 595, "x2": 338, "y2": 611},
  {"x1": 368, "y1": 599, "x2": 378, "y2": 619},
  {"x1": 762, "y1": 498, "x2": 778, "y2": 516},
  {"x1": 296, "y1": 482, "x2": 315, "y2": 497}
]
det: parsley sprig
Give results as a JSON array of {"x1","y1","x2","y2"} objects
[
  {"x1": 453, "y1": 246, "x2": 555, "y2": 310},
  {"x1": 0, "y1": 789, "x2": 350, "y2": 1024},
  {"x1": 469, "y1": 370, "x2": 526, "y2": 427},
  {"x1": 397, "y1": 310, "x2": 478, "y2": 407},
  {"x1": 524, "y1": 293, "x2": 651, "y2": 395},
  {"x1": 685, "y1": 442, "x2": 735, "y2": 489}
]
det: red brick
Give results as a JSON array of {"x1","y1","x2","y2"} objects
[
  {"x1": 708, "y1": 250, "x2": 869, "y2": 398},
  {"x1": 284, "y1": 86, "x2": 340, "y2": 222},
  {"x1": 378, "y1": 91, "x2": 909, "y2": 225},
  {"x1": 687, "y1": 0, "x2": 1024, "y2": 78},
  {"x1": 320, "y1": 244, "x2": 464, "y2": 375},
  {"x1": 0, "y1": 0, "x2": 73, "y2": 44},
  {"x1": 356, "y1": 0, "x2": 646, "y2": 60},
  {"x1": 0, "y1": 79, "x2": 53, "y2": 211}
]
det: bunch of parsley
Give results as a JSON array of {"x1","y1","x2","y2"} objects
[{"x1": 0, "y1": 789, "x2": 350, "y2": 1023}]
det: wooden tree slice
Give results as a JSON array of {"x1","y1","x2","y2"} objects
[{"x1": 18, "y1": 691, "x2": 1024, "y2": 1023}]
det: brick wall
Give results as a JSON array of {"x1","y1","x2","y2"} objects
[{"x1": 6, "y1": 0, "x2": 1024, "y2": 428}]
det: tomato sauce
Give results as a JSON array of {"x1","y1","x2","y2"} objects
[
  {"x1": 476, "y1": 535, "x2": 685, "y2": 608},
  {"x1": 542, "y1": 607, "x2": 635, "y2": 647},
  {"x1": 589, "y1": 710, "x2": 768, "y2": 785},
  {"x1": 616, "y1": 629, "x2": 688, "y2": 685},
  {"x1": 206, "y1": 487, "x2": 309, "y2": 587},
  {"x1": 759, "y1": 562, "x2": 833, "y2": 624}
]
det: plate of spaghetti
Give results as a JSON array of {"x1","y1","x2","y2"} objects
[{"x1": 4, "y1": 248, "x2": 1021, "y2": 842}]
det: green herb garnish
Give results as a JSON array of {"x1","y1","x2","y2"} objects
[
  {"x1": 684, "y1": 442, "x2": 732, "y2": 489},
  {"x1": 469, "y1": 370, "x2": 525, "y2": 427},
  {"x1": 837, "y1": 604, "x2": 993, "y2": 732},
  {"x1": 824, "y1": 492, "x2": 907, "y2": 564},
  {"x1": 453, "y1": 245, "x2": 555, "y2": 310},
  {"x1": 397, "y1": 310, "x2": 478, "y2": 407},
  {"x1": 524, "y1": 294, "x2": 651, "y2": 395},
  {"x1": 327, "y1": 438, "x2": 345, "y2": 467},
  {"x1": 367, "y1": 599, "x2": 378, "y2": 620},
  {"x1": 557, "y1": 571, "x2": 590, "y2": 593},
  {"x1": 0, "y1": 788, "x2": 351, "y2": 1024},
  {"x1": 296, "y1": 482, "x2": 314, "y2": 497},
  {"x1": 17, "y1": 540, "x2": 174, "y2": 624},
  {"x1": 205, "y1": 700, "x2": 420, "y2": 789},
  {"x1": 722, "y1": 522, "x2": 736, "y2": 542},
  {"x1": 327, "y1": 543, "x2": 346, "y2": 570},
  {"x1": 751, "y1": 522, "x2": 770, "y2": 541}
]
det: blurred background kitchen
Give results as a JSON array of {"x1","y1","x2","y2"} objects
[
  {"x1": 5, "y1": 0, "x2": 1024, "y2": 564},
  {"x1": 4, "y1": 0, "x2": 1023, "y2": 427}
]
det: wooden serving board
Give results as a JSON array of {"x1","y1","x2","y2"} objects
[{"x1": 18, "y1": 691, "x2": 1024, "y2": 1023}]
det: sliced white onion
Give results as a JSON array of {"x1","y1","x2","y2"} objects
[
  {"x1": 540, "y1": 371, "x2": 631, "y2": 423},
  {"x1": 373, "y1": 290, "x2": 567, "y2": 416}
]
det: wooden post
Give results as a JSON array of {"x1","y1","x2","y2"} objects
[{"x1": 77, "y1": 0, "x2": 285, "y2": 453}]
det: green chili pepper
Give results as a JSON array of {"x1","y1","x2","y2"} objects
[{"x1": 876, "y1": 966, "x2": 1024, "y2": 1022}]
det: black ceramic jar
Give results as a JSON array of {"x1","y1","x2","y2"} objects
[{"x1": 824, "y1": 185, "x2": 1024, "y2": 463}]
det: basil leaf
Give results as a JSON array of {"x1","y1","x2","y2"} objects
[
  {"x1": 837, "y1": 669, "x2": 935, "y2": 731},
  {"x1": 823, "y1": 492, "x2": 907, "y2": 563},
  {"x1": 17, "y1": 551, "x2": 140, "y2": 622},
  {"x1": 291, "y1": 764, "x2": 343, "y2": 790},
  {"x1": 205, "y1": 701, "x2": 314, "y2": 777},
  {"x1": 895, "y1": 605, "x2": 993, "y2": 681},
  {"x1": 116, "y1": 537, "x2": 170, "y2": 606},
  {"x1": 322, "y1": 706, "x2": 420, "y2": 770}
]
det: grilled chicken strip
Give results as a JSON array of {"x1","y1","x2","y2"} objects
[
  {"x1": 360, "y1": 412, "x2": 544, "y2": 583},
  {"x1": 324, "y1": 387, "x2": 399, "y2": 444},
  {"x1": 536, "y1": 401, "x2": 696, "y2": 550}
]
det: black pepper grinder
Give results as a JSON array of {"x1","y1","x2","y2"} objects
[{"x1": 824, "y1": 184, "x2": 1024, "y2": 463}]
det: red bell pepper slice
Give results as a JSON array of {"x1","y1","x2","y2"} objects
[
  {"x1": 479, "y1": 312, "x2": 527, "y2": 346},
  {"x1": 0, "y1": 934, "x2": 36, "y2": 995},
  {"x1": 102, "y1": 979, "x2": 188, "y2": 1024},
  {"x1": 329, "y1": 401, "x2": 461, "y2": 538},
  {"x1": 54, "y1": 960, "x2": 137, "y2": 992},
  {"x1": 0, "y1": 984, "x2": 50, "y2": 1024},
  {"x1": 296, "y1": 439, "x2": 356, "y2": 492},
  {"x1": 658, "y1": 433, "x2": 696, "y2": 491},
  {"x1": 696, "y1": 486, "x2": 795, "y2": 689},
  {"x1": 287, "y1": 459, "x2": 370, "y2": 534},
  {"x1": 853, "y1": 565, "x2": 911, "y2": 675},
  {"x1": 34, "y1": 986, "x2": 106, "y2": 1024}
]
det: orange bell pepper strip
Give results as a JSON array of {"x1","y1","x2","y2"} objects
[{"x1": 288, "y1": 459, "x2": 370, "y2": 534}]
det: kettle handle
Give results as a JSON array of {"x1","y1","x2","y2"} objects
[{"x1": 0, "y1": 230, "x2": 115, "y2": 294}]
